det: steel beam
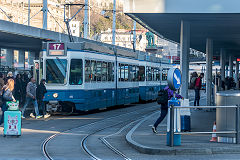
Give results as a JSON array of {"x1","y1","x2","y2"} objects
[
  {"x1": 206, "y1": 38, "x2": 213, "y2": 106},
  {"x1": 180, "y1": 20, "x2": 190, "y2": 99}
]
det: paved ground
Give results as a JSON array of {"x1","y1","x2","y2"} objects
[
  {"x1": 0, "y1": 89, "x2": 239, "y2": 159},
  {"x1": 125, "y1": 89, "x2": 240, "y2": 158}
]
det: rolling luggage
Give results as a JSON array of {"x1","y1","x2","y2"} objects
[{"x1": 3, "y1": 101, "x2": 21, "y2": 137}]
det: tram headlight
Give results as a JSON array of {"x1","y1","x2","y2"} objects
[{"x1": 53, "y1": 93, "x2": 58, "y2": 98}]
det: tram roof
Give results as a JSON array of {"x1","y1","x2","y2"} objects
[
  {"x1": 124, "y1": 0, "x2": 240, "y2": 56},
  {"x1": 43, "y1": 42, "x2": 170, "y2": 64}
]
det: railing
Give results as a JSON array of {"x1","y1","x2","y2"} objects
[{"x1": 169, "y1": 105, "x2": 240, "y2": 147}]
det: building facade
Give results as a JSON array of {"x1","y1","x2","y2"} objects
[{"x1": 0, "y1": 0, "x2": 66, "y2": 32}]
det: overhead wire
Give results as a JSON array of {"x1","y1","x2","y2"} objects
[
  {"x1": 0, "y1": 6, "x2": 13, "y2": 22},
  {"x1": 22, "y1": 9, "x2": 42, "y2": 25},
  {"x1": 48, "y1": 9, "x2": 66, "y2": 34}
]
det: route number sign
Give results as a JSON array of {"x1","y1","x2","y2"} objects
[{"x1": 48, "y1": 43, "x2": 66, "y2": 56}]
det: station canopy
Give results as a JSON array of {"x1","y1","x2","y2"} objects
[{"x1": 124, "y1": 0, "x2": 240, "y2": 56}]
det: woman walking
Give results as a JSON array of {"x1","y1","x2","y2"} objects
[{"x1": 0, "y1": 79, "x2": 16, "y2": 125}]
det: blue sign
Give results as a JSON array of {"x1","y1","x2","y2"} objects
[{"x1": 167, "y1": 68, "x2": 182, "y2": 91}]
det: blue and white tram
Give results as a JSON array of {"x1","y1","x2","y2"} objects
[{"x1": 41, "y1": 42, "x2": 170, "y2": 113}]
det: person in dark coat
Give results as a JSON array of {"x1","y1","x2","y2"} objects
[
  {"x1": 152, "y1": 86, "x2": 183, "y2": 133},
  {"x1": 14, "y1": 74, "x2": 23, "y2": 105},
  {"x1": 36, "y1": 79, "x2": 49, "y2": 118}
]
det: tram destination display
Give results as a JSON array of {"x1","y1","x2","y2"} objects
[{"x1": 47, "y1": 42, "x2": 66, "y2": 56}]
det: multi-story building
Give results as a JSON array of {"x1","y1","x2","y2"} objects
[
  {"x1": 95, "y1": 28, "x2": 147, "y2": 51},
  {"x1": 69, "y1": 21, "x2": 81, "y2": 37},
  {"x1": 0, "y1": 0, "x2": 66, "y2": 32}
]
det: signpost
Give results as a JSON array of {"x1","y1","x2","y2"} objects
[{"x1": 167, "y1": 68, "x2": 182, "y2": 147}]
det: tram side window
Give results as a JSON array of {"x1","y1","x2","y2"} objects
[
  {"x1": 96, "y1": 61, "x2": 102, "y2": 82},
  {"x1": 124, "y1": 64, "x2": 129, "y2": 81},
  {"x1": 91, "y1": 60, "x2": 97, "y2": 81},
  {"x1": 85, "y1": 60, "x2": 91, "y2": 82},
  {"x1": 69, "y1": 59, "x2": 83, "y2": 85},
  {"x1": 151, "y1": 67, "x2": 155, "y2": 81},
  {"x1": 156, "y1": 68, "x2": 160, "y2": 81},
  {"x1": 120, "y1": 64, "x2": 125, "y2": 81},
  {"x1": 107, "y1": 62, "x2": 114, "y2": 81},
  {"x1": 118, "y1": 63, "x2": 121, "y2": 81},
  {"x1": 147, "y1": 67, "x2": 152, "y2": 81},
  {"x1": 129, "y1": 65, "x2": 133, "y2": 81},
  {"x1": 102, "y1": 62, "x2": 107, "y2": 81},
  {"x1": 131, "y1": 65, "x2": 136, "y2": 82},
  {"x1": 135, "y1": 66, "x2": 139, "y2": 81},
  {"x1": 162, "y1": 68, "x2": 168, "y2": 81},
  {"x1": 139, "y1": 66, "x2": 145, "y2": 81}
]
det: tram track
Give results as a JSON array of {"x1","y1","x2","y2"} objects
[{"x1": 41, "y1": 104, "x2": 159, "y2": 160}]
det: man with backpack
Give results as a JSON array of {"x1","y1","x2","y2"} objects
[
  {"x1": 194, "y1": 73, "x2": 204, "y2": 106},
  {"x1": 152, "y1": 85, "x2": 183, "y2": 133}
]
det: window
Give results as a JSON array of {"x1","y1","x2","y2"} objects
[
  {"x1": 147, "y1": 67, "x2": 152, "y2": 81},
  {"x1": 139, "y1": 66, "x2": 145, "y2": 81},
  {"x1": 46, "y1": 59, "x2": 67, "y2": 84},
  {"x1": 120, "y1": 64, "x2": 125, "y2": 81},
  {"x1": 85, "y1": 60, "x2": 91, "y2": 82},
  {"x1": 102, "y1": 62, "x2": 107, "y2": 81},
  {"x1": 69, "y1": 59, "x2": 83, "y2": 85},
  {"x1": 156, "y1": 68, "x2": 160, "y2": 81},
  {"x1": 124, "y1": 64, "x2": 129, "y2": 81},
  {"x1": 135, "y1": 66, "x2": 139, "y2": 82},
  {"x1": 107, "y1": 62, "x2": 114, "y2": 81},
  {"x1": 91, "y1": 60, "x2": 97, "y2": 81},
  {"x1": 118, "y1": 63, "x2": 121, "y2": 81},
  {"x1": 128, "y1": 65, "x2": 132, "y2": 81},
  {"x1": 162, "y1": 68, "x2": 169, "y2": 81},
  {"x1": 96, "y1": 61, "x2": 102, "y2": 81}
]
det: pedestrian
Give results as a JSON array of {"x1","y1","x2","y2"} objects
[
  {"x1": 21, "y1": 77, "x2": 42, "y2": 119},
  {"x1": 0, "y1": 73, "x2": 4, "y2": 91},
  {"x1": 14, "y1": 74, "x2": 23, "y2": 105},
  {"x1": 152, "y1": 85, "x2": 183, "y2": 133},
  {"x1": 5, "y1": 71, "x2": 14, "y2": 84},
  {"x1": 0, "y1": 79, "x2": 16, "y2": 125},
  {"x1": 194, "y1": 73, "x2": 204, "y2": 106},
  {"x1": 36, "y1": 79, "x2": 50, "y2": 118},
  {"x1": 189, "y1": 72, "x2": 198, "y2": 89},
  {"x1": 21, "y1": 73, "x2": 29, "y2": 105}
]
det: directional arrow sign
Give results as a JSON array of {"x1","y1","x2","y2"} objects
[{"x1": 167, "y1": 68, "x2": 182, "y2": 91}]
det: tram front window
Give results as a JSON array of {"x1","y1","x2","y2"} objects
[{"x1": 46, "y1": 59, "x2": 67, "y2": 84}]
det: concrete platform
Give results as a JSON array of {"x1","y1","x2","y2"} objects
[{"x1": 126, "y1": 101, "x2": 240, "y2": 155}]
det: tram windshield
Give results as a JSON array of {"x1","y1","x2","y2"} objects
[{"x1": 46, "y1": 59, "x2": 67, "y2": 84}]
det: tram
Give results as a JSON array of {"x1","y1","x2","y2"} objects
[{"x1": 40, "y1": 42, "x2": 171, "y2": 113}]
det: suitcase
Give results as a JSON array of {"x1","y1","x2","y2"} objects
[
  {"x1": 4, "y1": 111, "x2": 21, "y2": 137},
  {"x1": 181, "y1": 115, "x2": 191, "y2": 132}
]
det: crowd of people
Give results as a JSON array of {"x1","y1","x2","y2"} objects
[{"x1": 0, "y1": 71, "x2": 49, "y2": 125}]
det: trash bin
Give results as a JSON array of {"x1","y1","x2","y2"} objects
[{"x1": 216, "y1": 90, "x2": 240, "y2": 143}]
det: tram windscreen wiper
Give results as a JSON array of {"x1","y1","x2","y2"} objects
[{"x1": 56, "y1": 57, "x2": 67, "y2": 73}]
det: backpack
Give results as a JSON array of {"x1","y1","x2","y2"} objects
[
  {"x1": 195, "y1": 77, "x2": 201, "y2": 89},
  {"x1": 189, "y1": 77, "x2": 197, "y2": 89},
  {"x1": 157, "y1": 89, "x2": 168, "y2": 105}
]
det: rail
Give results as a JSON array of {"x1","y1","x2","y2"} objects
[{"x1": 169, "y1": 105, "x2": 239, "y2": 147}]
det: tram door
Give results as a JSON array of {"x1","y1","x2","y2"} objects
[{"x1": 33, "y1": 60, "x2": 41, "y2": 84}]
